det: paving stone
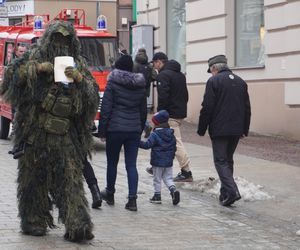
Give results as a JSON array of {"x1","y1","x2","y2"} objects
[{"x1": 0, "y1": 140, "x2": 300, "y2": 249}]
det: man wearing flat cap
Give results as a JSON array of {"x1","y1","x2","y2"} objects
[
  {"x1": 197, "y1": 54, "x2": 251, "y2": 207},
  {"x1": 150, "y1": 52, "x2": 193, "y2": 182}
]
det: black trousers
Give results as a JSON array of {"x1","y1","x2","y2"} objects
[
  {"x1": 83, "y1": 159, "x2": 98, "y2": 189},
  {"x1": 211, "y1": 136, "x2": 240, "y2": 198}
]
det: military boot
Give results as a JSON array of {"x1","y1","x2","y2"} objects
[
  {"x1": 22, "y1": 223, "x2": 47, "y2": 236},
  {"x1": 64, "y1": 228, "x2": 94, "y2": 242}
]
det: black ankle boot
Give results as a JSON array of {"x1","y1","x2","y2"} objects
[
  {"x1": 125, "y1": 197, "x2": 137, "y2": 211},
  {"x1": 90, "y1": 184, "x2": 102, "y2": 208},
  {"x1": 100, "y1": 189, "x2": 115, "y2": 205}
]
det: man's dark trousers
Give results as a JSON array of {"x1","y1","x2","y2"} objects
[{"x1": 211, "y1": 136, "x2": 240, "y2": 198}]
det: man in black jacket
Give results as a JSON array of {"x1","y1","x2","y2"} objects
[
  {"x1": 197, "y1": 55, "x2": 251, "y2": 206},
  {"x1": 150, "y1": 52, "x2": 193, "y2": 182}
]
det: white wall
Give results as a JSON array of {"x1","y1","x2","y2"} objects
[{"x1": 136, "y1": 0, "x2": 300, "y2": 139}]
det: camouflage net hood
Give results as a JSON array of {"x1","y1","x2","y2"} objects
[{"x1": 39, "y1": 21, "x2": 81, "y2": 63}]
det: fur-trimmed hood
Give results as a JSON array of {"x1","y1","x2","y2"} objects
[{"x1": 108, "y1": 69, "x2": 146, "y2": 89}]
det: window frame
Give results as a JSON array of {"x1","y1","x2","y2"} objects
[{"x1": 234, "y1": 0, "x2": 265, "y2": 68}]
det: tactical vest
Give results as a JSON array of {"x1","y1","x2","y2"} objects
[{"x1": 40, "y1": 84, "x2": 74, "y2": 135}]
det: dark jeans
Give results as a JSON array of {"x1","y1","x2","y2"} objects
[
  {"x1": 83, "y1": 158, "x2": 98, "y2": 189},
  {"x1": 211, "y1": 136, "x2": 240, "y2": 198},
  {"x1": 105, "y1": 132, "x2": 140, "y2": 198}
]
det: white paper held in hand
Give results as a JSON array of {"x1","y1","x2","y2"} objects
[{"x1": 54, "y1": 56, "x2": 74, "y2": 83}]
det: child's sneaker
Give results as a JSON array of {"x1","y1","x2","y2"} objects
[
  {"x1": 171, "y1": 190, "x2": 180, "y2": 205},
  {"x1": 149, "y1": 194, "x2": 161, "y2": 204}
]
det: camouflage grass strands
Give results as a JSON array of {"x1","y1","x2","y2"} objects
[{"x1": 0, "y1": 21, "x2": 99, "y2": 241}]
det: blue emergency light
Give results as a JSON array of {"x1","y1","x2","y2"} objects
[
  {"x1": 34, "y1": 16, "x2": 43, "y2": 30},
  {"x1": 97, "y1": 15, "x2": 107, "y2": 31}
]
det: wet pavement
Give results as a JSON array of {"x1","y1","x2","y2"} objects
[{"x1": 0, "y1": 137, "x2": 300, "y2": 249}]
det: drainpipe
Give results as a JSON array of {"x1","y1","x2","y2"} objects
[
  {"x1": 96, "y1": 1, "x2": 100, "y2": 28},
  {"x1": 146, "y1": 0, "x2": 149, "y2": 24},
  {"x1": 132, "y1": 0, "x2": 136, "y2": 22},
  {"x1": 130, "y1": 0, "x2": 137, "y2": 54}
]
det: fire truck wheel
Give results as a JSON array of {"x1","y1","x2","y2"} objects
[{"x1": 0, "y1": 116, "x2": 10, "y2": 139}]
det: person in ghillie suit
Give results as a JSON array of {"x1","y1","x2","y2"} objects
[
  {"x1": 0, "y1": 21, "x2": 99, "y2": 242},
  {"x1": 139, "y1": 110, "x2": 180, "y2": 205}
]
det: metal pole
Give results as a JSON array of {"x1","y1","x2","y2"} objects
[{"x1": 96, "y1": 1, "x2": 100, "y2": 22}]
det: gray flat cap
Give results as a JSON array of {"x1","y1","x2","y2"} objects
[{"x1": 207, "y1": 55, "x2": 227, "y2": 73}]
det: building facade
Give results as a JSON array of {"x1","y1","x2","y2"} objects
[
  {"x1": 136, "y1": 0, "x2": 300, "y2": 139},
  {"x1": 0, "y1": 0, "x2": 117, "y2": 35},
  {"x1": 117, "y1": 0, "x2": 133, "y2": 53}
]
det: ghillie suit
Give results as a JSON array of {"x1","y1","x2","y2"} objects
[{"x1": 1, "y1": 21, "x2": 99, "y2": 242}]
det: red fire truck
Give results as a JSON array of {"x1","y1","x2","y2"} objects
[{"x1": 0, "y1": 9, "x2": 118, "y2": 139}]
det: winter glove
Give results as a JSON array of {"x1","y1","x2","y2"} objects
[
  {"x1": 64, "y1": 66, "x2": 83, "y2": 83},
  {"x1": 37, "y1": 62, "x2": 54, "y2": 73}
]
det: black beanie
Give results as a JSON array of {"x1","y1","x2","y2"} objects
[{"x1": 115, "y1": 55, "x2": 133, "y2": 72}]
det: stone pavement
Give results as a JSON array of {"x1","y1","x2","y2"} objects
[{"x1": 0, "y1": 138, "x2": 300, "y2": 250}]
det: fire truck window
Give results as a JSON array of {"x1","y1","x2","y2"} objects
[
  {"x1": 4, "y1": 43, "x2": 14, "y2": 65},
  {"x1": 80, "y1": 38, "x2": 117, "y2": 71},
  {"x1": 32, "y1": 37, "x2": 41, "y2": 46}
]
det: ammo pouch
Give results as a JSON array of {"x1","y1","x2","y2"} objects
[
  {"x1": 41, "y1": 92, "x2": 56, "y2": 111},
  {"x1": 41, "y1": 86, "x2": 73, "y2": 135},
  {"x1": 44, "y1": 113, "x2": 70, "y2": 135},
  {"x1": 51, "y1": 96, "x2": 72, "y2": 117},
  {"x1": 42, "y1": 92, "x2": 72, "y2": 118}
]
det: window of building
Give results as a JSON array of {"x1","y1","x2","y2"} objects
[
  {"x1": 235, "y1": 0, "x2": 265, "y2": 67},
  {"x1": 166, "y1": 0, "x2": 186, "y2": 72}
]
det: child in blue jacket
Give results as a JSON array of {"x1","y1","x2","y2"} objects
[{"x1": 139, "y1": 110, "x2": 180, "y2": 205}]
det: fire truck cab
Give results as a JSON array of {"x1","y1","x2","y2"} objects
[{"x1": 0, "y1": 9, "x2": 118, "y2": 139}]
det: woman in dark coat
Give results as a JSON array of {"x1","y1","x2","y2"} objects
[{"x1": 98, "y1": 55, "x2": 147, "y2": 211}]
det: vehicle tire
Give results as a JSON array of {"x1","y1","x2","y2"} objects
[{"x1": 0, "y1": 116, "x2": 10, "y2": 139}]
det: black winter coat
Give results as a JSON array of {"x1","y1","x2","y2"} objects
[
  {"x1": 156, "y1": 60, "x2": 188, "y2": 119},
  {"x1": 98, "y1": 69, "x2": 147, "y2": 137},
  {"x1": 133, "y1": 53, "x2": 155, "y2": 92},
  {"x1": 197, "y1": 68, "x2": 251, "y2": 138}
]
